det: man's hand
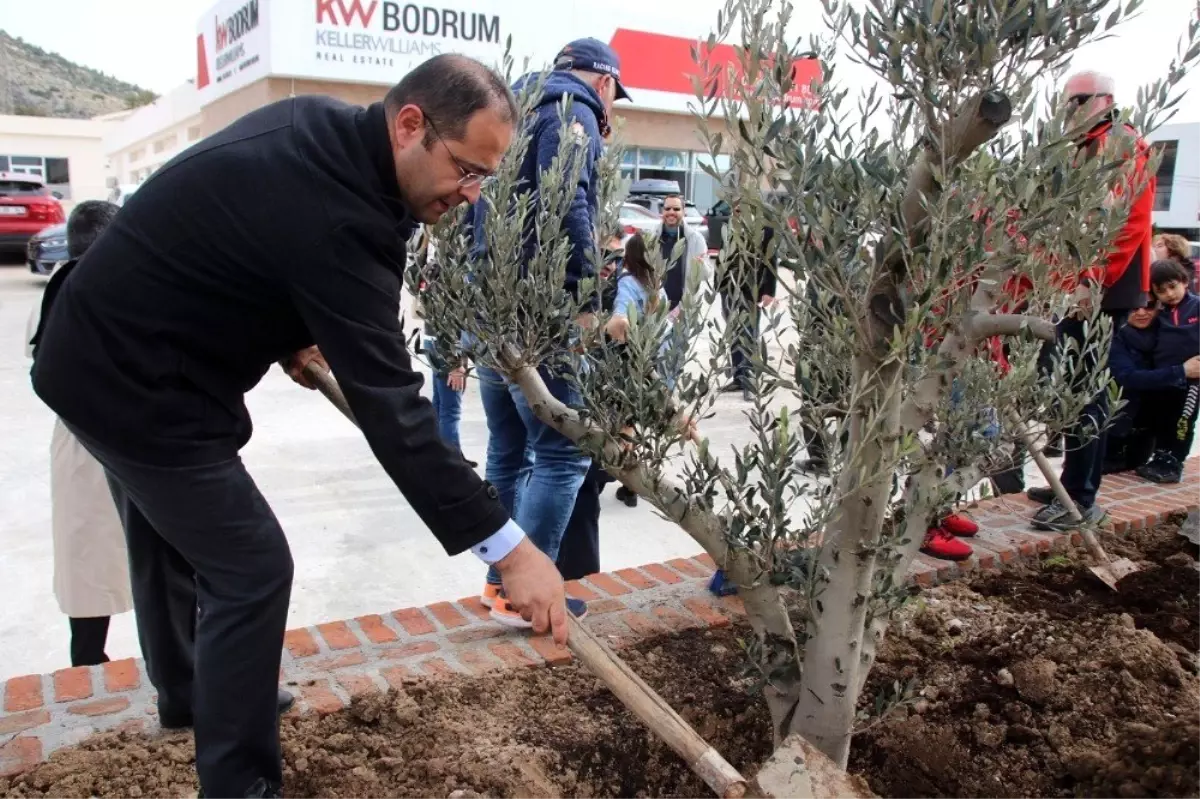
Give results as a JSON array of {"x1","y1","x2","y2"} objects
[
  {"x1": 1185, "y1": 356, "x2": 1200, "y2": 380},
  {"x1": 280, "y1": 346, "x2": 328, "y2": 389},
  {"x1": 447, "y1": 366, "x2": 467, "y2": 392},
  {"x1": 494, "y1": 537, "x2": 569, "y2": 645}
]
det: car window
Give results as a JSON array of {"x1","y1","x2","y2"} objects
[{"x1": 0, "y1": 180, "x2": 48, "y2": 198}]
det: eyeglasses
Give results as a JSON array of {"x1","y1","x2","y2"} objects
[
  {"x1": 663, "y1": 206, "x2": 683, "y2": 213},
  {"x1": 1066, "y1": 92, "x2": 1110, "y2": 108},
  {"x1": 422, "y1": 112, "x2": 494, "y2": 188}
]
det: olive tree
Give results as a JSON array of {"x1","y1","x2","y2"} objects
[{"x1": 415, "y1": 1, "x2": 1200, "y2": 770}]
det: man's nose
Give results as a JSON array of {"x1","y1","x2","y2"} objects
[{"x1": 460, "y1": 182, "x2": 483, "y2": 204}]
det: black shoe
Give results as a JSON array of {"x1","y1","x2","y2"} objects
[
  {"x1": 720, "y1": 380, "x2": 742, "y2": 393},
  {"x1": 161, "y1": 688, "x2": 295, "y2": 730},
  {"x1": 1136, "y1": 452, "x2": 1182, "y2": 484},
  {"x1": 742, "y1": 388, "x2": 753, "y2": 402},
  {"x1": 800, "y1": 458, "x2": 830, "y2": 476},
  {"x1": 614, "y1": 485, "x2": 638, "y2": 507},
  {"x1": 1025, "y1": 486, "x2": 1054, "y2": 505}
]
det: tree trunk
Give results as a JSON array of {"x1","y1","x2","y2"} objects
[{"x1": 789, "y1": 353, "x2": 903, "y2": 767}]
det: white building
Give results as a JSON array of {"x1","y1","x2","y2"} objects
[
  {"x1": 0, "y1": 112, "x2": 131, "y2": 209},
  {"x1": 104, "y1": 82, "x2": 204, "y2": 187},
  {"x1": 1147, "y1": 121, "x2": 1199, "y2": 238}
]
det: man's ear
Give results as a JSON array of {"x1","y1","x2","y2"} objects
[{"x1": 393, "y1": 104, "x2": 425, "y2": 147}]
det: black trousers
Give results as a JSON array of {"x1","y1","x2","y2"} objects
[
  {"x1": 69, "y1": 425, "x2": 293, "y2": 798},
  {"x1": 1037, "y1": 311, "x2": 1126, "y2": 508},
  {"x1": 69, "y1": 616, "x2": 111, "y2": 667},
  {"x1": 721, "y1": 291, "x2": 762, "y2": 386},
  {"x1": 1145, "y1": 384, "x2": 1200, "y2": 460},
  {"x1": 556, "y1": 461, "x2": 609, "y2": 581}
]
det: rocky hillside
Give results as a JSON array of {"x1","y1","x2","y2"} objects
[{"x1": 0, "y1": 30, "x2": 156, "y2": 119}]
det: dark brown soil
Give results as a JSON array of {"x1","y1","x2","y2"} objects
[{"x1": 2, "y1": 521, "x2": 1196, "y2": 799}]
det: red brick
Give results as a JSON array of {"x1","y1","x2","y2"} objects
[
  {"x1": 641, "y1": 563, "x2": 684, "y2": 584},
  {"x1": 972, "y1": 550, "x2": 997, "y2": 570},
  {"x1": 337, "y1": 674, "x2": 378, "y2": 698},
  {"x1": 458, "y1": 596, "x2": 492, "y2": 621},
  {"x1": 300, "y1": 681, "x2": 344, "y2": 715},
  {"x1": 649, "y1": 605, "x2": 697, "y2": 632},
  {"x1": 0, "y1": 736, "x2": 42, "y2": 778},
  {"x1": 53, "y1": 667, "x2": 93, "y2": 703},
  {"x1": 529, "y1": 636, "x2": 573, "y2": 666},
  {"x1": 311, "y1": 652, "x2": 367, "y2": 672},
  {"x1": 682, "y1": 597, "x2": 731, "y2": 628},
  {"x1": 565, "y1": 580, "x2": 601, "y2": 601},
  {"x1": 284, "y1": 628, "x2": 319, "y2": 658},
  {"x1": 457, "y1": 649, "x2": 502, "y2": 674},
  {"x1": 420, "y1": 658, "x2": 457, "y2": 678},
  {"x1": 392, "y1": 607, "x2": 436, "y2": 636},
  {"x1": 719, "y1": 595, "x2": 746, "y2": 616},
  {"x1": 488, "y1": 642, "x2": 537, "y2": 668},
  {"x1": 666, "y1": 558, "x2": 707, "y2": 578},
  {"x1": 1111, "y1": 517, "x2": 1130, "y2": 535},
  {"x1": 694, "y1": 553, "x2": 717, "y2": 570},
  {"x1": 621, "y1": 611, "x2": 666, "y2": 638},
  {"x1": 381, "y1": 665, "x2": 414, "y2": 690},
  {"x1": 446, "y1": 627, "x2": 507, "y2": 644},
  {"x1": 317, "y1": 621, "x2": 360, "y2": 651},
  {"x1": 587, "y1": 598, "x2": 626, "y2": 615},
  {"x1": 585, "y1": 573, "x2": 632, "y2": 597},
  {"x1": 4, "y1": 676, "x2": 43, "y2": 712},
  {"x1": 103, "y1": 659, "x2": 140, "y2": 693},
  {"x1": 67, "y1": 697, "x2": 130, "y2": 717},
  {"x1": 0, "y1": 710, "x2": 50, "y2": 736},
  {"x1": 114, "y1": 718, "x2": 145, "y2": 736},
  {"x1": 427, "y1": 602, "x2": 470, "y2": 629},
  {"x1": 380, "y1": 641, "x2": 440, "y2": 660},
  {"x1": 615, "y1": 568, "x2": 658, "y2": 590},
  {"x1": 913, "y1": 569, "x2": 935, "y2": 587},
  {"x1": 355, "y1": 614, "x2": 399, "y2": 645}
]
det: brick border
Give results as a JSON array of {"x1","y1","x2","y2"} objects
[{"x1": 2, "y1": 460, "x2": 1196, "y2": 777}]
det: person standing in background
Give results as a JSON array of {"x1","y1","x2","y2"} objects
[
  {"x1": 655, "y1": 194, "x2": 709, "y2": 313},
  {"x1": 26, "y1": 200, "x2": 132, "y2": 667}
]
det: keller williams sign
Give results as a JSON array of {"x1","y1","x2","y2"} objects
[{"x1": 197, "y1": 0, "x2": 821, "y2": 113}]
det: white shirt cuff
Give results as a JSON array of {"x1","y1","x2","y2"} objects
[{"x1": 470, "y1": 519, "x2": 526, "y2": 564}]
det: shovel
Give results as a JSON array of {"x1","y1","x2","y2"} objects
[
  {"x1": 300, "y1": 362, "x2": 750, "y2": 798},
  {"x1": 1007, "y1": 415, "x2": 1139, "y2": 590}
]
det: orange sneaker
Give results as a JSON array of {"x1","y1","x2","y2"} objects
[{"x1": 480, "y1": 583, "x2": 502, "y2": 609}]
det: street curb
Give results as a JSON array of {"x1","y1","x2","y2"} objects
[{"x1": 2, "y1": 460, "x2": 1197, "y2": 776}]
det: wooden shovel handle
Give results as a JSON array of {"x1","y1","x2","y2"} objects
[{"x1": 300, "y1": 363, "x2": 748, "y2": 798}]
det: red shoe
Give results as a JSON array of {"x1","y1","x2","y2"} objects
[
  {"x1": 940, "y1": 512, "x2": 979, "y2": 537},
  {"x1": 921, "y1": 526, "x2": 973, "y2": 561}
]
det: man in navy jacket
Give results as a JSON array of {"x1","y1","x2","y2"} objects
[
  {"x1": 472, "y1": 39, "x2": 631, "y2": 625},
  {"x1": 31, "y1": 54, "x2": 568, "y2": 798}
]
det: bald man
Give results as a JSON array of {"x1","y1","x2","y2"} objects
[{"x1": 1029, "y1": 70, "x2": 1157, "y2": 532}]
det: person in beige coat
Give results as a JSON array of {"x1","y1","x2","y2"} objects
[{"x1": 26, "y1": 200, "x2": 133, "y2": 666}]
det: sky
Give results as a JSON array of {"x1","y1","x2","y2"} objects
[{"x1": 0, "y1": 0, "x2": 1197, "y2": 121}]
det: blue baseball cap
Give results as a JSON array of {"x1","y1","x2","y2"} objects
[{"x1": 553, "y1": 38, "x2": 632, "y2": 101}]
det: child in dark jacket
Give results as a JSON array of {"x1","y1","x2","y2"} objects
[
  {"x1": 1106, "y1": 302, "x2": 1171, "y2": 472},
  {"x1": 1135, "y1": 260, "x2": 1200, "y2": 483}
]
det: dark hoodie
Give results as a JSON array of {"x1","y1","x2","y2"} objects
[
  {"x1": 1154, "y1": 291, "x2": 1200, "y2": 371},
  {"x1": 470, "y1": 71, "x2": 605, "y2": 307}
]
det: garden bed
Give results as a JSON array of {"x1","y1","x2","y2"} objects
[{"x1": 3, "y1": 517, "x2": 1196, "y2": 799}]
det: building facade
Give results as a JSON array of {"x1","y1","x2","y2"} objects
[
  {"x1": 0, "y1": 113, "x2": 129, "y2": 209},
  {"x1": 1146, "y1": 121, "x2": 1199, "y2": 239},
  {"x1": 163, "y1": 0, "x2": 817, "y2": 210},
  {"x1": 104, "y1": 83, "x2": 204, "y2": 187}
]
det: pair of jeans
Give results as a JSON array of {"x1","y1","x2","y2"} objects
[
  {"x1": 477, "y1": 365, "x2": 591, "y2": 585},
  {"x1": 68, "y1": 424, "x2": 292, "y2": 798},
  {"x1": 1045, "y1": 311, "x2": 1126, "y2": 508},
  {"x1": 425, "y1": 337, "x2": 463, "y2": 452}
]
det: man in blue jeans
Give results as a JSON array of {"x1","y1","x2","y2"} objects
[{"x1": 475, "y1": 38, "x2": 631, "y2": 626}]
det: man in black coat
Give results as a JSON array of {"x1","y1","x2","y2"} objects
[
  {"x1": 719, "y1": 208, "x2": 777, "y2": 400},
  {"x1": 31, "y1": 54, "x2": 567, "y2": 798}
]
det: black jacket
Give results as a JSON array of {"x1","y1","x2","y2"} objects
[
  {"x1": 719, "y1": 224, "x2": 778, "y2": 302},
  {"x1": 31, "y1": 97, "x2": 509, "y2": 556}
]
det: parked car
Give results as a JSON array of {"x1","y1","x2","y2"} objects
[
  {"x1": 618, "y1": 202, "x2": 661, "y2": 241},
  {"x1": 0, "y1": 173, "x2": 65, "y2": 256},
  {"x1": 704, "y1": 199, "x2": 732, "y2": 252},
  {"x1": 27, "y1": 223, "x2": 68, "y2": 277}
]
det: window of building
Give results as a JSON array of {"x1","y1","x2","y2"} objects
[
  {"x1": 691, "y1": 153, "x2": 732, "y2": 213},
  {"x1": 1152, "y1": 140, "x2": 1178, "y2": 212},
  {"x1": 187, "y1": 125, "x2": 201, "y2": 142},
  {"x1": 129, "y1": 148, "x2": 145, "y2": 163},
  {"x1": 153, "y1": 134, "x2": 179, "y2": 154}
]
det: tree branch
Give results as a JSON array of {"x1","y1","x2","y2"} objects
[{"x1": 965, "y1": 312, "x2": 1056, "y2": 342}]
